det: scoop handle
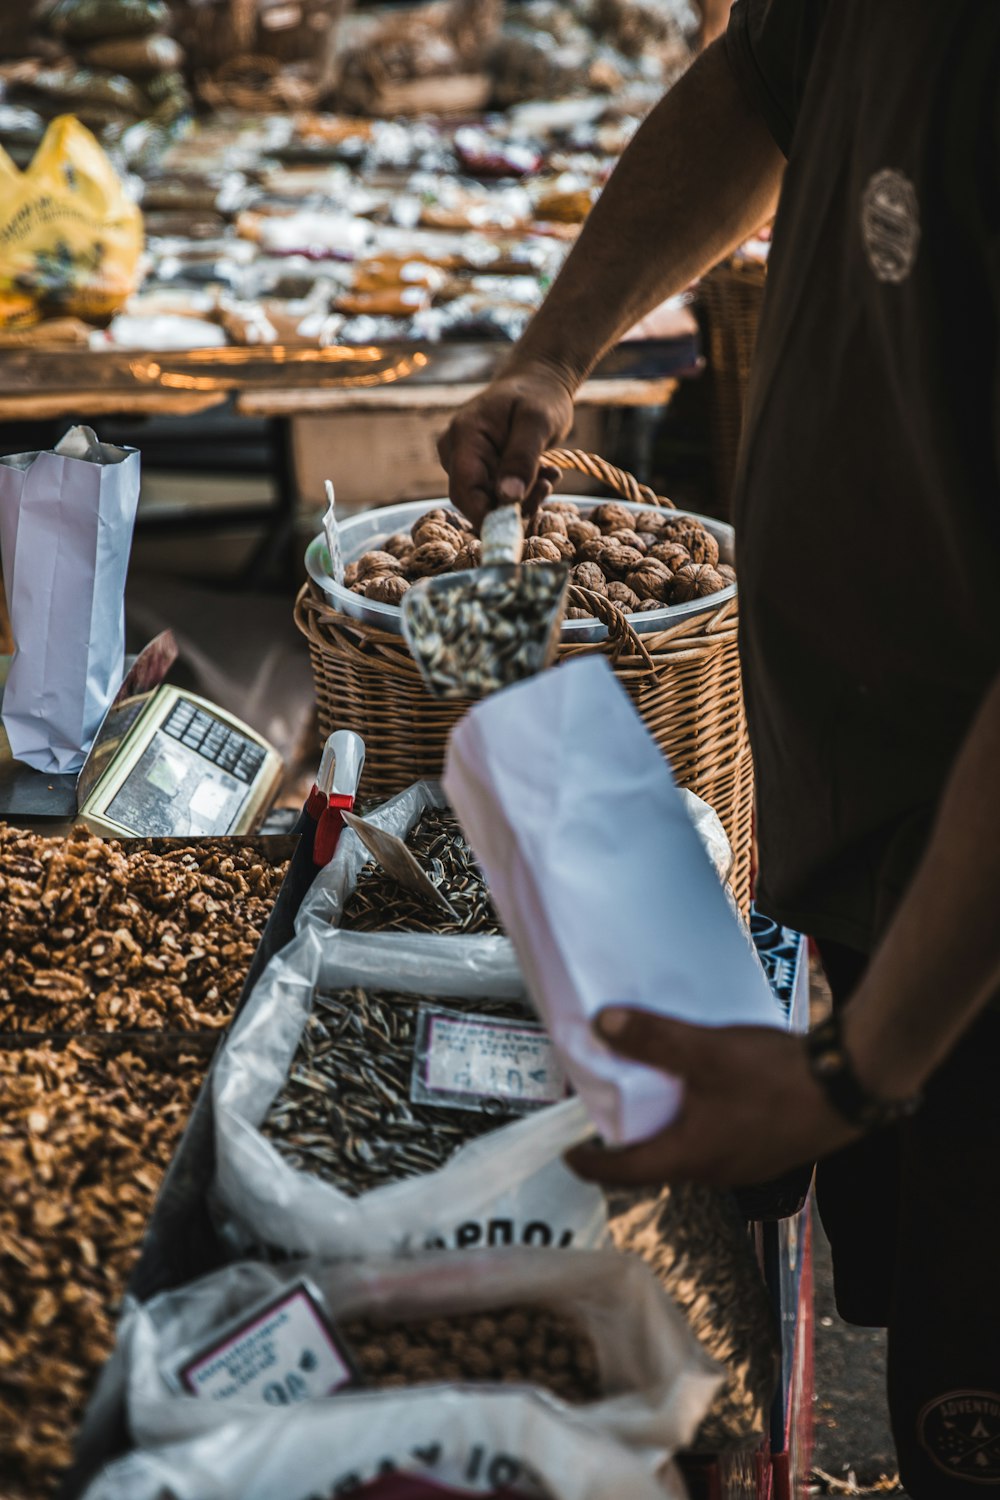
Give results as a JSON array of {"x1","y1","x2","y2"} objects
[{"x1": 480, "y1": 503, "x2": 524, "y2": 567}]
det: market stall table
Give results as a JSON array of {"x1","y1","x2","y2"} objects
[{"x1": 0, "y1": 322, "x2": 696, "y2": 580}]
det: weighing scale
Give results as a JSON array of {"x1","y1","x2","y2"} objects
[{"x1": 0, "y1": 632, "x2": 283, "y2": 837}]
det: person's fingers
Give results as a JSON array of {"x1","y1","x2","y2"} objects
[
  {"x1": 443, "y1": 419, "x2": 499, "y2": 529},
  {"x1": 566, "y1": 1123, "x2": 707, "y2": 1187},
  {"x1": 523, "y1": 475, "x2": 554, "y2": 515},
  {"x1": 495, "y1": 402, "x2": 553, "y2": 507},
  {"x1": 594, "y1": 1006, "x2": 705, "y2": 1078}
]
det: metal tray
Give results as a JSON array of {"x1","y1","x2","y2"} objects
[{"x1": 306, "y1": 497, "x2": 735, "y2": 643}]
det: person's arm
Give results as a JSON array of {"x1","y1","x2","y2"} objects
[
  {"x1": 440, "y1": 37, "x2": 784, "y2": 526},
  {"x1": 568, "y1": 671, "x2": 1000, "y2": 1188}
]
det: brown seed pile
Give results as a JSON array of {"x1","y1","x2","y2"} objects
[
  {"x1": 606, "y1": 1184, "x2": 780, "y2": 1453},
  {"x1": 342, "y1": 809, "x2": 501, "y2": 935},
  {"x1": 340, "y1": 1305, "x2": 601, "y2": 1404},
  {"x1": 0, "y1": 1039, "x2": 212, "y2": 1499},
  {"x1": 262, "y1": 987, "x2": 534, "y2": 1197},
  {"x1": 0, "y1": 825, "x2": 288, "y2": 1033},
  {"x1": 346, "y1": 501, "x2": 732, "y2": 617}
]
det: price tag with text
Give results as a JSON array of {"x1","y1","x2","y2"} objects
[
  {"x1": 412, "y1": 1008, "x2": 568, "y2": 1114},
  {"x1": 173, "y1": 1281, "x2": 354, "y2": 1406}
]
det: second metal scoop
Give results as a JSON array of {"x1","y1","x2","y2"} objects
[{"x1": 401, "y1": 502, "x2": 569, "y2": 700}]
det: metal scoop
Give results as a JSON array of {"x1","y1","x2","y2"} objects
[{"x1": 401, "y1": 502, "x2": 569, "y2": 700}]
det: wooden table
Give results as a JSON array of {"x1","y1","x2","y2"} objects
[{"x1": 0, "y1": 320, "x2": 700, "y2": 581}]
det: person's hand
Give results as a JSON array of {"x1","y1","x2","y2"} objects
[
  {"x1": 566, "y1": 1007, "x2": 861, "y2": 1188},
  {"x1": 438, "y1": 361, "x2": 575, "y2": 530}
]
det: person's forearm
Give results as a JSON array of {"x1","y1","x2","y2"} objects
[
  {"x1": 844, "y1": 672, "x2": 1000, "y2": 1099},
  {"x1": 510, "y1": 38, "x2": 784, "y2": 389}
]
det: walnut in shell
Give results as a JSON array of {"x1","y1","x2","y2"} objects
[
  {"x1": 625, "y1": 559, "x2": 673, "y2": 602},
  {"x1": 606, "y1": 581, "x2": 641, "y2": 611},
  {"x1": 454, "y1": 539, "x2": 483, "y2": 570},
  {"x1": 381, "y1": 532, "x2": 413, "y2": 560},
  {"x1": 448, "y1": 509, "x2": 475, "y2": 533},
  {"x1": 684, "y1": 530, "x2": 720, "y2": 566},
  {"x1": 648, "y1": 541, "x2": 691, "y2": 572},
  {"x1": 410, "y1": 508, "x2": 453, "y2": 539},
  {"x1": 547, "y1": 533, "x2": 577, "y2": 562},
  {"x1": 605, "y1": 526, "x2": 647, "y2": 553},
  {"x1": 717, "y1": 563, "x2": 737, "y2": 585},
  {"x1": 408, "y1": 540, "x2": 458, "y2": 577},
  {"x1": 590, "y1": 502, "x2": 635, "y2": 534},
  {"x1": 636, "y1": 532, "x2": 661, "y2": 551},
  {"x1": 578, "y1": 538, "x2": 615, "y2": 570},
  {"x1": 638, "y1": 598, "x2": 662, "y2": 611},
  {"x1": 357, "y1": 550, "x2": 404, "y2": 579},
  {"x1": 634, "y1": 509, "x2": 670, "y2": 534},
  {"x1": 571, "y1": 562, "x2": 608, "y2": 595},
  {"x1": 658, "y1": 517, "x2": 720, "y2": 566},
  {"x1": 365, "y1": 575, "x2": 410, "y2": 605},
  {"x1": 670, "y1": 562, "x2": 727, "y2": 603},
  {"x1": 565, "y1": 606, "x2": 593, "y2": 620},
  {"x1": 523, "y1": 536, "x2": 563, "y2": 563},
  {"x1": 544, "y1": 499, "x2": 582, "y2": 517},
  {"x1": 602, "y1": 543, "x2": 644, "y2": 580},
  {"x1": 534, "y1": 511, "x2": 569, "y2": 538},
  {"x1": 343, "y1": 560, "x2": 361, "y2": 588},
  {"x1": 566, "y1": 519, "x2": 602, "y2": 549},
  {"x1": 412, "y1": 521, "x2": 465, "y2": 551}
]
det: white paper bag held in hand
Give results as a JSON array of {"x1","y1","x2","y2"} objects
[
  {"x1": 443, "y1": 657, "x2": 782, "y2": 1147},
  {"x1": 0, "y1": 425, "x2": 140, "y2": 772}
]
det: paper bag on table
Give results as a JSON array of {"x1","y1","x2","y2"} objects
[
  {"x1": 0, "y1": 425, "x2": 140, "y2": 773},
  {"x1": 443, "y1": 657, "x2": 782, "y2": 1147}
]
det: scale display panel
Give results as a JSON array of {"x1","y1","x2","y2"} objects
[{"x1": 81, "y1": 688, "x2": 282, "y2": 839}]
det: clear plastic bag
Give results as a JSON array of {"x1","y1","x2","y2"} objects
[
  {"x1": 83, "y1": 1384, "x2": 684, "y2": 1500},
  {"x1": 120, "y1": 1248, "x2": 721, "y2": 1456},
  {"x1": 295, "y1": 778, "x2": 447, "y2": 933},
  {"x1": 212, "y1": 926, "x2": 604, "y2": 1258}
]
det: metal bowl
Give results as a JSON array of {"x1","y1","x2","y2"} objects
[{"x1": 305, "y1": 496, "x2": 735, "y2": 644}]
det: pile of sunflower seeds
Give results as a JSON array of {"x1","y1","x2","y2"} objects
[
  {"x1": 342, "y1": 809, "x2": 502, "y2": 935},
  {"x1": 403, "y1": 566, "x2": 567, "y2": 699},
  {"x1": 262, "y1": 987, "x2": 533, "y2": 1196},
  {"x1": 339, "y1": 1305, "x2": 601, "y2": 1404}
]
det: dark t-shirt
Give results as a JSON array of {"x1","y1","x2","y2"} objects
[{"x1": 725, "y1": 0, "x2": 1000, "y2": 951}]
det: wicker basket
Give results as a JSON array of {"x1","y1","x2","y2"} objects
[
  {"x1": 294, "y1": 449, "x2": 754, "y2": 913},
  {"x1": 699, "y1": 258, "x2": 767, "y2": 513}
]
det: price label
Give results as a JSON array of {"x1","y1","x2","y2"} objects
[
  {"x1": 176, "y1": 1282, "x2": 354, "y2": 1405},
  {"x1": 412, "y1": 1008, "x2": 568, "y2": 1114}
]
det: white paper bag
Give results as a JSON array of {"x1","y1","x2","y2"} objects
[
  {"x1": 0, "y1": 425, "x2": 140, "y2": 772},
  {"x1": 443, "y1": 657, "x2": 782, "y2": 1147}
]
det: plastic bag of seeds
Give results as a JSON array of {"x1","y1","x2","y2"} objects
[
  {"x1": 295, "y1": 779, "x2": 505, "y2": 937},
  {"x1": 120, "y1": 1249, "x2": 721, "y2": 1455},
  {"x1": 212, "y1": 926, "x2": 606, "y2": 1258},
  {"x1": 83, "y1": 1387, "x2": 680, "y2": 1500}
]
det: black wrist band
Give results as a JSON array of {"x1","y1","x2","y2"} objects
[{"x1": 806, "y1": 1011, "x2": 922, "y2": 1131}]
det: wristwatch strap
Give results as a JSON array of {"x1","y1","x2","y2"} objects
[{"x1": 806, "y1": 1011, "x2": 922, "y2": 1130}]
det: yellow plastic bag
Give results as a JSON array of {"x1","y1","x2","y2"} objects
[{"x1": 0, "y1": 115, "x2": 143, "y2": 325}]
